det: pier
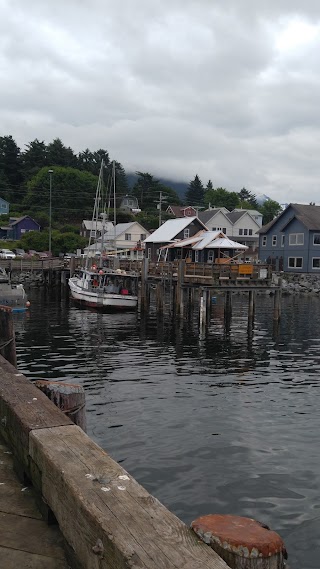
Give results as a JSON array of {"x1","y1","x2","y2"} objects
[{"x1": 0, "y1": 304, "x2": 288, "y2": 568}]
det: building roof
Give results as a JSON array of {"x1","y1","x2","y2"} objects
[
  {"x1": 144, "y1": 217, "x2": 207, "y2": 243},
  {"x1": 82, "y1": 220, "x2": 114, "y2": 233},
  {"x1": 162, "y1": 230, "x2": 247, "y2": 251},
  {"x1": 233, "y1": 208, "x2": 262, "y2": 217},
  {"x1": 259, "y1": 203, "x2": 320, "y2": 234},
  {"x1": 198, "y1": 209, "x2": 228, "y2": 224},
  {"x1": 225, "y1": 211, "x2": 246, "y2": 223},
  {"x1": 166, "y1": 205, "x2": 196, "y2": 217},
  {"x1": 9, "y1": 215, "x2": 40, "y2": 227}
]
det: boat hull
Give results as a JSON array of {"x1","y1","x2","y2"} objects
[{"x1": 69, "y1": 278, "x2": 137, "y2": 310}]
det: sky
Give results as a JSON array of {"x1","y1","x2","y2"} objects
[{"x1": 1, "y1": 0, "x2": 320, "y2": 203}]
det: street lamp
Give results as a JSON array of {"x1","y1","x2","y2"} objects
[{"x1": 48, "y1": 169, "x2": 53, "y2": 254}]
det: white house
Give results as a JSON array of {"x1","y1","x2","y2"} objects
[{"x1": 86, "y1": 221, "x2": 150, "y2": 260}]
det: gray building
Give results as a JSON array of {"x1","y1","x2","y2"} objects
[{"x1": 258, "y1": 203, "x2": 320, "y2": 273}]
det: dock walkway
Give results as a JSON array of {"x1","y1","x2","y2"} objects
[{"x1": 0, "y1": 435, "x2": 69, "y2": 568}]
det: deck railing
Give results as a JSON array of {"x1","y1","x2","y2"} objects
[{"x1": 147, "y1": 261, "x2": 272, "y2": 284}]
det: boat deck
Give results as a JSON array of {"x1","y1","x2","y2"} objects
[{"x1": 0, "y1": 436, "x2": 69, "y2": 568}]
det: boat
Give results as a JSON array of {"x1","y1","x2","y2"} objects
[
  {"x1": 68, "y1": 162, "x2": 139, "y2": 310},
  {"x1": 0, "y1": 268, "x2": 30, "y2": 312}
]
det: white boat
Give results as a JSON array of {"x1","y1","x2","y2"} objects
[
  {"x1": 68, "y1": 162, "x2": 139, "y2": 310},
  {"x1": 0, "y1": 269, "x2": 30, "y2": 312}
]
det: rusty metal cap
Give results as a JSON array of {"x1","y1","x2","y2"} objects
[{"x1": 191, "y1": 514, "x2": 286, "y2": 559}]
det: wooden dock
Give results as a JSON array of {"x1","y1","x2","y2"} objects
[
  {"x1": 0, "y1": 436, "x2": 68, "y2": 568},
  {"x1": 0, "y1": 354, "x2": 229, "y2": 569}
]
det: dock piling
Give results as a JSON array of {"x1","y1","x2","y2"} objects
[
  {"x1": 0, "y1": 306, "x2": 16, "y2": 367},
  {"x1": 192, "y1": 514, "x2": 287, "y2": 568}
]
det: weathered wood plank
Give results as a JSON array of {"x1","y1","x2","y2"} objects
[
  {"x1": 0, "y1": 511, "x2": 67, "y2": 558},
  {"x1": 30, "y1": 425, "x2": 229, "y2": 569},
  {"x1": 0, "y1": 546, "x2": 69, "y2": 569},
  {"x1": 0, "y1": 355, "x2": 72, "y2": 469}
]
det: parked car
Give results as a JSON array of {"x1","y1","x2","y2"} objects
[
  {"x1": 0, "y1": 249, "x2": 16, "y2": 259},
  {"x1": 13, "y1": 248, "x2": 26, "y2": 257}
]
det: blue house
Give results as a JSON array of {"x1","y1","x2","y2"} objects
[
  {"x1": 0, "y1": 197, "x2": 9, "y2": 215},
  {"x1": 5, "y1": 216, "x2": 40, "y2": 240},
  {"x1": 258, "y1": 203, "x2": 320, "y2": 273}
]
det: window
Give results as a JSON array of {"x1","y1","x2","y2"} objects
[
  {"x1": 184, "y1": 228, "x2": 190, "y2": 239},
  {"x1": 262, "y1": 236, "x2": 267, "y2": 246},
  {"x1": 147, "y1": 248, "x2": 151, "y2": 259},
  {"x1": 313, "y1": 258, "x2": 320, "y2": 269},
  {"x1": 207, "y1": 250, "x2": 214, "y2": 262},
  {"x1": 20, "y1": 229, "x2": 26, "y2": 234},
  {"x1": 313, "y1": 234, "x2": 320, "y2": 245},
  {"x1": 1, "y1": 204, "x2": 6, "y2": 209},
  {"x1": 272, "y1": 235, "x2": 277, "y2": 246},
  {"x1": 195, "y1": 251, "x2": 199, "y2": 262},
  {"x1": 288, "y1": 257, "x2": 303, "y2": 268},
  {"x1": 140, "y1": 233, "x2": 146, "y2": 241},
  {"x1": 223, "y1": 227, "x2": 227, "y2": 233},
  {"x1": 177, "y1": 249, "x2": 182, "y2": 258},
  {"x1": 125, "y1": 233, "x2": 131, "y2": 241},
  {"x1": 244, "y1": 229, "x2": 248, "y2": 235},
  {"x1": 239, "y1": 229, "x2": 243, "y2": 235},
  {"x1": 212, "y1": 227, "x2": 216, "y2": 231},
  {"x1": 289, "y1": 233, "x2": 304, "y2": 245},
  {"x1": 249, "y1": 229, "x2": 252, "y2": 236},
  {"x1": 281, "y1": 234, "x2": 285, "y2": 247}
]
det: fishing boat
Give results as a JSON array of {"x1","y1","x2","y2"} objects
[
  {"x1": 0, "y1": 268, "x2": 30, "y2": 312},
  {"x1": 68, "y1": 162, "x2": 139, "y2": 310}
]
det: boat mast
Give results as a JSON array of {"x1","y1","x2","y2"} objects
[
  {"x1": 113, "y1": 160, "x2": 116, "y2": 260},
  {"x1": 86, "y1": 160, "x2": 104, "y2": 271}
]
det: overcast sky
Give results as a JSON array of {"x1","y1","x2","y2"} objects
[{"x1": 2, "y1": 1, "x2": 320, "y2": 203}]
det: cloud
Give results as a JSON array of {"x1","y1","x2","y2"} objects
[{"x1": 2, "y1": 0, "x2": 320, "y2": 203}]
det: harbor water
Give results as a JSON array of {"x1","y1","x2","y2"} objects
[{"x1": 14, "y1": 288, "x2": 320, "y2": 568}]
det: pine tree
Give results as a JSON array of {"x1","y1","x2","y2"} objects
[
  {"x1": 185, "y1": 174, "x2": 204, "y2": 207},
  {"x1": 0, "y1": 135, "x2": 22, "y2": 201},
  {"x1": 206, "y1": 179, "x2": 213, "y2": 191},
  {"x1": 47, "y1": 138, "x2": 77, "y2": 168},
  {"x1": 21, "y1": 139, "x2": 47, "y2": 179}
]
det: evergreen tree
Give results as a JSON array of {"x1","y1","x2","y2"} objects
[
  {"x1": 132, "y1": 172, "x2": 160, "y2": 210},
  {"x1": 206, "y1": 179, "x2": 213, "y2": 191},
  {"x1": 21, "y1": 139, "x2": 47, "y2": 179},
  {"x1": 47, "y1": 138, "x2": 77, "y2": 168},
  {"x1": 238, "y1": 187, "x2": 258, "y2": 208},
  {"x1": 0, "y1": 135, "x2": 22, "y2": 200},
  {"x1": 185, "y1": 174, "x2": 204, "y2": 207}
]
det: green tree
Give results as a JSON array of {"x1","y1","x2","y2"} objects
[
  {"x1": 204, "y1": 187, "x2": 239, "y2": 210},
  {"x1": 206, "y1": 179, "x2": 213, "y2": 191},
  {"x1": 105, "y1": 160, "x2": 129, "y2": 203},
  {"x1": 19, "y1": 229, "x2": 86, "y2": 256},
  {"x1": 21, "y1": 139, "x2": 47, "y2": 179},
  {"x1": 185, "y1": 174, "x2": 204, "y2": 207},
  {"x1": 260, "y1": 199, "x2": 282, "y2": 224},
  {"x1": 24, "y1": 166, "x2": 98, "y2": 222},
  {"x1": 238, "y1": 187, "x2": 258, "y2": 208},
  {"x1": 132, "y1": 172, "x2": 160, "y2": 210},
  {"x1": 78, "y1": 148, "x2": 110, "y2": 176},
  {"x1": 47, "y1": 138, "x2": 77, "y2": 168},
  {"x1": 0, "y1": 135, "x2": 22, "y2": 200}
]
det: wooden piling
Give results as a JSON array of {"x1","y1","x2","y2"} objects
[
  {"x1": 192, "y1": 514, "x2": 287, "y2": 569},
  {"x1": 273, "y1": 289, "x2": 281, "y2": 321},
  {"x1": 34, "y1": 380, "x2": 86, "y2": 431},
  {"x1": 0, "y1": 306, "x2": 16, "y2": 367},
  {"x1": 248, "y1": 290, "x2": 255, "y2": 320},
  {"x1": 156, "y1": 282, "x2": 164, "y2": 313},
  {"x1": 140, "y1": 258, "x2": 149, "y2": 312}
]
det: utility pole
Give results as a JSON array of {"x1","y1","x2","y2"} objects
[
  {"x1": 48, "y1": 169, "x2": 53, "y2": 254},
  {"x1": 158, "y1": 191, "x2": 163, "y2": 227}
]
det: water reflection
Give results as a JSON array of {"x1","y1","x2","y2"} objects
[{"x1": 14, "y1": 289, "x2": 320, "y2": 568}]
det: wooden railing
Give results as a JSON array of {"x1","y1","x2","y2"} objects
[
  {"x1": 147, "y1": 261, "x2": 272, "y2": 285},
  {"x1": 0, "y1": 258, "x2": 65, "y2": 271}
]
